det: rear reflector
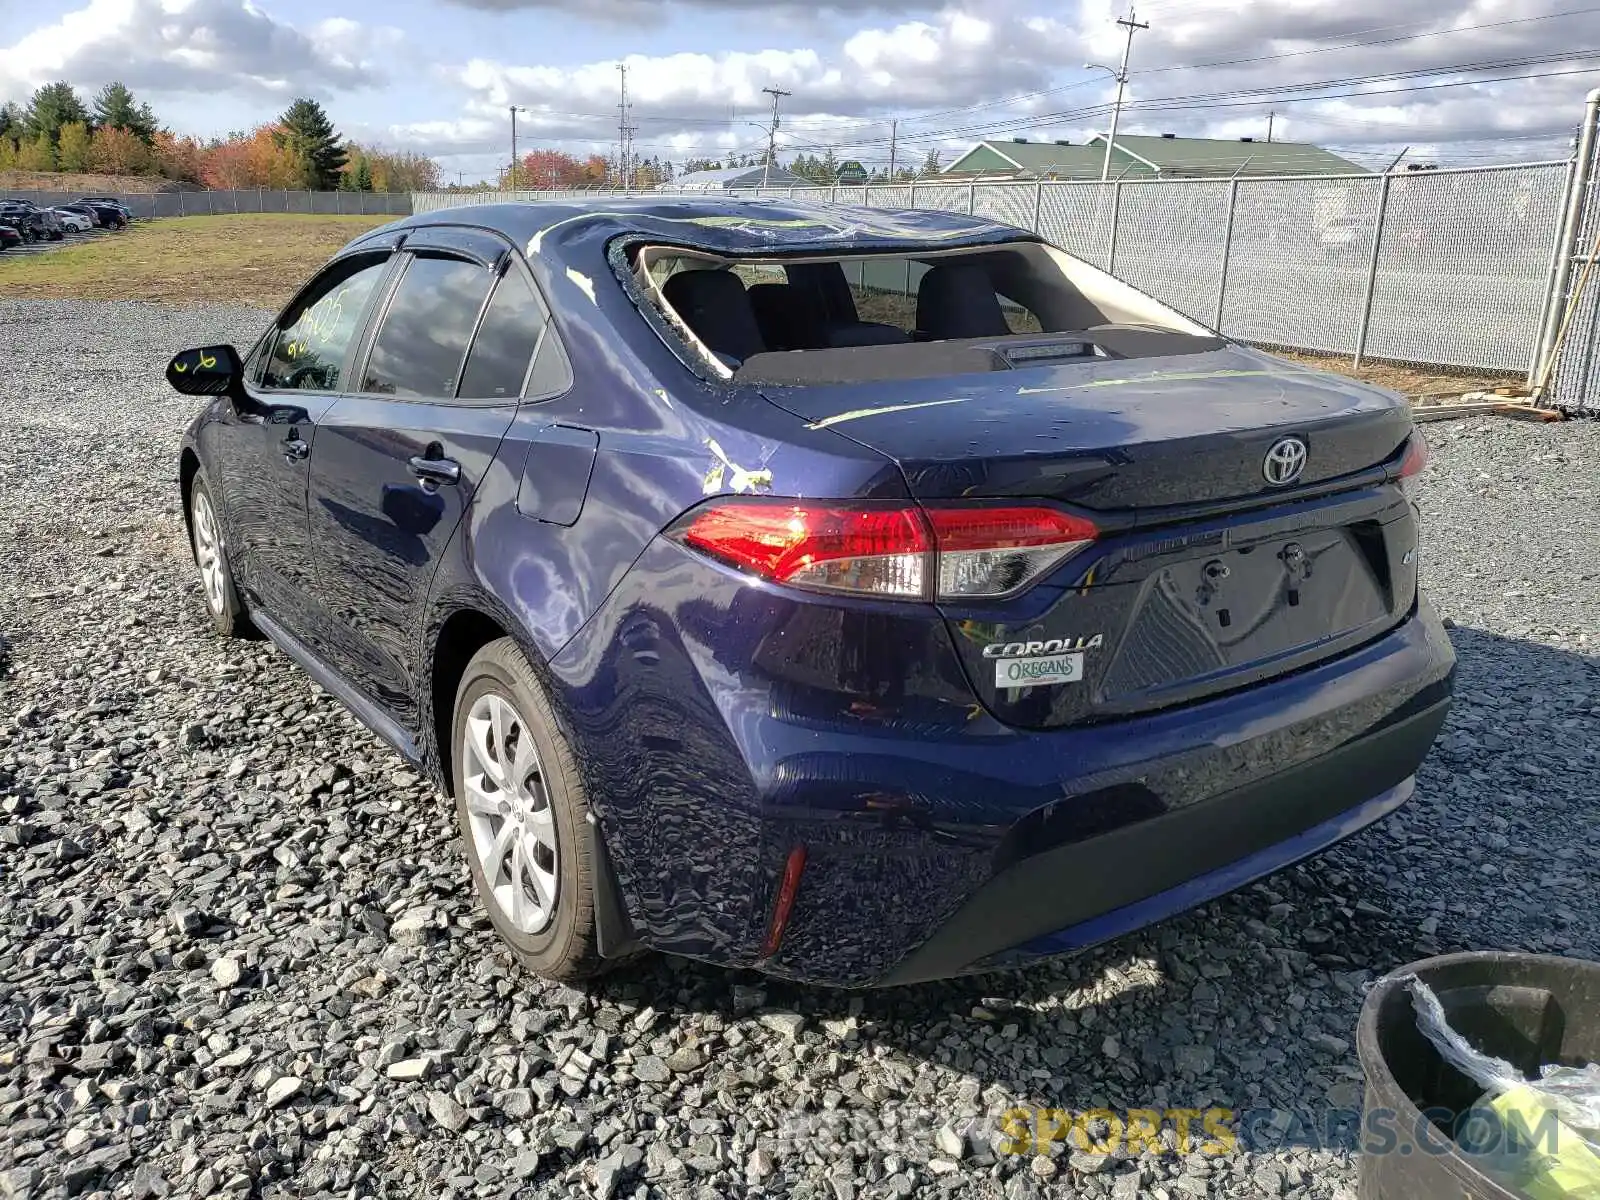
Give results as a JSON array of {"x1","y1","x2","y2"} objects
[
  {"x1": 761, "y1": 845, "x2": 808, "y2": 959},
  {"x1": 669, "y1": 500, "x2": 1097, "y2": 601}
]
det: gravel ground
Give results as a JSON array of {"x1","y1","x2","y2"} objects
[{"x1": 3, "y1": 299, "x2": 1599, "y2": 1200}]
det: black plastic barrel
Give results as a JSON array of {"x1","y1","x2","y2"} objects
[{"x1": 1356, "y1": 950, "x2": 1600, "y2": 1199}]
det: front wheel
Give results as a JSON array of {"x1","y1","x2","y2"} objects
[
  {"x1": 451, "y1": 639, "x2": 607, "y2": 982},
  {"x1": 188, "y1": 475, "x2": 251, "y2": 637}
]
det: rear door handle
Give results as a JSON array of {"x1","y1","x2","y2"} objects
[
  {"x1": 283, "y1": 436, "x2": 310, "y2": 464},
  {"x1": 408, "y1": 455, "x2": 461, "y2": 488}
]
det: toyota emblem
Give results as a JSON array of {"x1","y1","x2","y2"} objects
[{"x1": 1263, "y1": 437, "x2": 1308, "y2": 486}]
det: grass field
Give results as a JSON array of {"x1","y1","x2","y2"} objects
[{"x1": 0, "y1": 214, "x2": 391, "y2": 307}]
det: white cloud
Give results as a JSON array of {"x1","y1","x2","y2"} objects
[{"x1": 0, "y1": 0, "x2": 401, "y2": 105}]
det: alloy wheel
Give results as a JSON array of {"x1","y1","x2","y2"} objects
[
  {"x1": 461, "y1": 693, "x2": 560, "y2": 935},
  {"x1": 191, "y1": 489, "x2": 226, "y2": 617}
]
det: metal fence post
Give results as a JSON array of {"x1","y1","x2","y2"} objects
[
  {"x1": 177, "y1": 190, "x2": 185, "y2": 216},
  {"x1": 1534, "y1": 88, "x2": 1600, "y2": 385},
  {"x1": 909, "y1": 179, "x2": 917, "y2": 209},
  {"x1": 1353, "y1": 173, "x2": 1394, "y2": 368},
  {"x1": 967, "y1": 180, "x2": 976, "y2": 215},
  {"x1": 1214, "y1": 180, "x2": 1239, "y2": 331},
  {"x1": 1032, "y1": 181, "x2": 1044, "y2": 233},
  {"x1": 1106, "y1": 181, "x2": 1124, "y2": 274}
]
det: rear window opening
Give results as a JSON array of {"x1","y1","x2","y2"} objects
[{"x1": 631, "y1": 241, "x2": 1224, "y2": 385}]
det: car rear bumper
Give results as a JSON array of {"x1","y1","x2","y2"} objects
[
  {"x1": 880, "y1": 696, "x2": 1446, "y2": 985},
  {"x1": 555, "y1": 537, "x2": 1455, "y2": 988}
]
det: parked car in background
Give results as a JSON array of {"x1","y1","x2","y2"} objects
[
  {"x1": 51, "y1": 207, "x2": 94, "y2": 234},
  {"x1": 77, "y1": 196, "x2": 133, "y2": 224},
  {"x1": 54, "y1": 203, "x2": 103, "y2": 228},
  {"x1": 0, "y1": 221, "x2": 21, "y2": 251},
  {"x1": 70, "y1": 199, "x2": 128, "y2": 229},
  {"x1": 164, "y1": 199, "x2": 1453, "y2": 989},
  {"x1": 0, "y1": 201, "x2": 63, "y2": 242}
]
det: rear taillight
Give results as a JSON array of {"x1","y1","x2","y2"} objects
[
  {"x1": 669, "y1": 499, "x2": 1096, "y2": 601},
  {"x1": 1397, "y1": 434, "x2": 1429, "y2": 497}
]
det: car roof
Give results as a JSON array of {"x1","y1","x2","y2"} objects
[{"x1": 350, "y1": 197, "x2": 1030, "y2": 269}]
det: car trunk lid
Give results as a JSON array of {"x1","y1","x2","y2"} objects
[{"x1": 759, "y1": 344, "x2": 1420, "y2": 729}]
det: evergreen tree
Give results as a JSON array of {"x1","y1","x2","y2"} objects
[
  {"x1": 918, "y1": 149, "x2": 943, "y2": 177},
  {"x1": 24, "y1": 82, "x2": 91, "y2": 145},
  {"x1": 274, "y1": 98, "x2": 348, "y2": 189},
  {"x1": 819, "y1": 147, "x2": 839, "y2": 184},
  {"x1": 354, "y1": 156, "x2": 373, "y2": 192},
  {"x1": 93, "y1": 82, "x2": 158, "y2": 143},
  {"x1": 0, "y1": 102, "x2": 18, "y2": 145}
]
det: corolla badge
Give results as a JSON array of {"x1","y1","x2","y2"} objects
[
  {"x1": 983, "y1": 635, "x2": 1103, "y2": 658},
  {"x1": 1263, "y1": 436, "x2": 1309, "y2": 486}
]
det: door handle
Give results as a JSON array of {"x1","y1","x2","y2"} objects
[
  {"x1": 408, "y1": 455, "x2": 461, "y2": 488},
  {"x1": 283, "y1": 436, "x2": 310, "y2": 464}
]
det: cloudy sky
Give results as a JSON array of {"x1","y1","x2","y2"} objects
[{"x1": 0, "y1": 0, "x2": 1595, "y2": 181}]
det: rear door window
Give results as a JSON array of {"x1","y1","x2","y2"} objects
[
  {"x1": 261, "y1": 256, "x2": 390, "y2": 392},
  {"x1": 361, "y1": 255, "x2": 495, "y2": 398},
  {"x1": 459, "y1": 267, "x2": 549, "y2": 400}
]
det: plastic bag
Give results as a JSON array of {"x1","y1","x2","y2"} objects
[
  {"x1": 1407, "y1": 976, "x2": 1600, "y2": 1134},
  {"x1": 1406, "y1": 976, "x2": 1600, "y2": 1198}
]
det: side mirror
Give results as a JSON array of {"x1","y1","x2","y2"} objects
[{"x1": 166, "y1": 344, "x2": 243, "y2": 396}]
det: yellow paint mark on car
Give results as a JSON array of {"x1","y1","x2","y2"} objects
[{"x1": 806, "y1": 398, "x2": 967, "y2": 430}]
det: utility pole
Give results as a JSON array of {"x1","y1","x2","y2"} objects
[
  {"x1": 1267, "y1": 110, "x2": 1276, "y2": 143},
  {"x1": 509, "y1": 105, "x2": 521, "y2": 190},
  {"x1": 509, "y1": 105, "x2": 535, "y2": 189},
  {"x1": 761, "y1": 86, "x2": 790, "y2": 188},
  {"x1": 1100, "y1": 5, "x2": 1149, "y2": 182},
  {"x1": 888, "y1": 118, "x2": 898, "y2": 180},
  {"x1": 617, "y1": 64, "x2": 636, "y2": 191}
]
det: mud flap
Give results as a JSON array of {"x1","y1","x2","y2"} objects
[{"x1": 588, "y1": 819, "x2": 641, "y2": 959}]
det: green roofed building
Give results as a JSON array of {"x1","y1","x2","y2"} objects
[{"x1": 945, "y1": 134, "x2": 1368, "y2": 180}]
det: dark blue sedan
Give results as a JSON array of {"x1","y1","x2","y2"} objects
[{"x1": 167, "y1": 198, "x2": 1454, "y2": 988}]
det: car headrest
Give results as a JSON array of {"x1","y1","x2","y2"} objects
[
  {"x1": 786, "y1": 262, "x2": 860, "y2": 325},
  {"x1": 916, "y1": 263, "x2": 1012, "y2": 340},
  {"x1": 661, "y1": 270, "x2": 767, "y2": 364}
]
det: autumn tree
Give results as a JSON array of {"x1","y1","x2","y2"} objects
[
  {"x1": 56, "y1": 122, "x2": 93, "y2": 172},
  {"x1": 274, "y1": 98, "x2": 347, "y2": 189},
  {"x1": 24, "y1": 82, "x2": 91, "y2": 146},
  {"x1": 93, "y1": 82, "x2": 158, "y2": 144},
  {"x1": 17, "y1": 132, "x2": 57, "y2": 171},
  {"x1": 153, "y1": 131, "x2": 205, "y2": 183},
  {"x1": 89, "y1": 126, "x2": 153, "y2": 174}
]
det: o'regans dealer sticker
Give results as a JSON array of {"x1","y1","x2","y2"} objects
[{"x1": 994, "y1": 651, "x2": 1084, "y2": 688}]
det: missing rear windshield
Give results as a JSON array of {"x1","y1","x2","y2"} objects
[{"x1": 632, "y1": 241, "x2": 1221, "y2": 385}]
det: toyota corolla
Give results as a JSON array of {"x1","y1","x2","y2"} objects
[{"x1": 166, "y1": 199, "x2": 1454, "y2": 988}]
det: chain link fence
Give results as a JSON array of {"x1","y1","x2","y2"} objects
[
  {"x1": 1550, "y1": 116, "x2": 1600, "y2": 415},
  {"x1": 5, "y1": 188, "x2": 412, "y2": 218},
  {"x1": 417, "y1": 163, "x2": 1569, "y2": 378}
]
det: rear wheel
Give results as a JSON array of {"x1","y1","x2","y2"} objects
[
  {"x1": 188, "y1": 475, "x2": 251, "y2": 637},
  {"x1": 451, "y1": 639, "x2": 606, "y2": 982}
]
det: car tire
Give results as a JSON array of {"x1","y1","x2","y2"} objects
[
  {"x1": 188, "y1": 474, "x2": 252, "y2": 638},
  {"x1": 451, "y1": 638, "x2": 608, "y2": 983}
]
